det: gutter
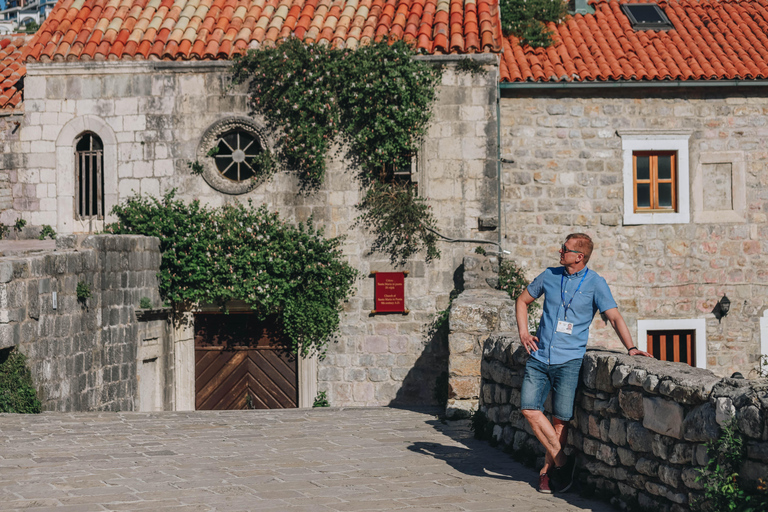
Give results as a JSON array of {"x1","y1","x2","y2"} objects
[{"x1": 500, "y1": 79, "x2": 768, "y2": 90}]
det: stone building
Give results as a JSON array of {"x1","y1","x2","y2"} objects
[
  {"x1": 0, "y1": 0, "x2": 504, "y2": 410},
  {"x1": 2, "y1": 0, "x2": 768, "y2": 411},
  {"x1": 497, "y1": 0, "x2": 768, "y2": 378}
]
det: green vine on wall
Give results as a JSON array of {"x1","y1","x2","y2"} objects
[
  {"x1": 500, "y1": 0, "x2": 568, "y2": 48},
  {"x1": 230, "y1": 38, "x2": 442, "y2": 265},
  {"x1": 107, "y1": 191, "x2": 358, "y2": 356},
  {"x1": 0, "y1": 348, "x2": 41, "y2": 414}
]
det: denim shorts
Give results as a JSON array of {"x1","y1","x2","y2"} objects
[{"x1": 520, "y1": 357, "x2": 583, "y2": 421}]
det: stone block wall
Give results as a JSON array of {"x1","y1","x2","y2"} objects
[
  {"x1": 0, "y1": 234, "x2": 167, "y2": 411},
  {"x1": 481, "y1": 334, "x2": 768, "y2": 511},
  {"x1": 446, "y1": 254, "x2": 516, "y2": 418},
  {"x1": 500, "y1": 87, "x2": 768, "y2": 377},
  {"x1": 10, "y1": 54, "x2": 500, "y2": 406},
  {"x1": 0, "y1": 113, "x2": 23, "y2": 212}
]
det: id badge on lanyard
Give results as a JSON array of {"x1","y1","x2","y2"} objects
[
  {"x1": 559, "y1": 269, "x2": 588, "y2": 335},
  {"x1": 556, "y1": 320, "x2": 574, "y2": 335}
]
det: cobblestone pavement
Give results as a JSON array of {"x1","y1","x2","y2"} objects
[{"x1": 0, "y1": 407, "x2": 614, "y2": 511}]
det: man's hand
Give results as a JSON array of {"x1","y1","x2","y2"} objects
[
  {"x1": 520, "y1": 332, "x2": 540, "y2": 354},
  {"x1": 629, "y1": 347, "x2": 653, "y2": 358},
  {"x1": 516, "y1": 289, "x2": 540, "y2": 354}
]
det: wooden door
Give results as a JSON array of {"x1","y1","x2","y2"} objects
[{"x1": 195, "y1": 313, "x2": 298, "y2": 410}]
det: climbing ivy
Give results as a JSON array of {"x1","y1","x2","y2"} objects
[
  {"x1": 230, "y1": 38, "x2": 442, "y2": 265},
  {"x1": 500, "y1": 0, "x2": 568, "y2": 48},
  {"x1": 107, "y1": 191, "x2": 358, "y2": 356}
]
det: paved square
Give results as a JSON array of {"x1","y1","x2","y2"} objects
[{"x1": 0, "y1": 407, "x2": 614, "y2": 511}]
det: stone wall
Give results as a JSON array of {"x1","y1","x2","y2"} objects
[
  {"x1": 446, "y1": 254, "x2": 515, "y2": 418},
  {"x1": 500, "y1": 87, "x2": 768, "y2": 377},
  {"x1": 0, "y1": 235, "x2": 168, "y2": 411},
  {"x1": 0, "y1": 113, "x2": 23, "y2": 212},
  {"x1": 10, "y1": 54, "x2": 500, "y2": 406},
  {"x1": 481, "y1": 333, "x2": 768, "y2": 511}
]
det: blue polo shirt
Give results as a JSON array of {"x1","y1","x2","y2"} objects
[{"x1": 526, "y1": 266, "x2": 617, "y2": 365}]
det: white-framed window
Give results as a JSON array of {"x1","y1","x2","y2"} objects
[
  {"x1": 619, "y1": 131, "x2": 691, "y2": 225},
  {"x1": 637, "y1": 318, "x2": 706, "y2": 368}
]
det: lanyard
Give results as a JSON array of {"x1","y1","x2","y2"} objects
[{"x1": 560, "y1": 268, "x2": 588, "y2": 321}]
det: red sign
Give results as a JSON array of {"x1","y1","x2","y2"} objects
[{"x1": 374, "y1": 272, "x2": 407, "y2": 313}]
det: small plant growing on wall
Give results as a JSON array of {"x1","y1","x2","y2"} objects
[
  {"x1": 14, "y1": 218, "x2": 26, "y2": 233},
  {"x1": 38, "y1": 225, "x2": 56, "y2": 240},
  {"x1": 498, "y1": 259, "x2": 541, "y2": 334},
  {"x1": 76, "y1": 280, "x2": 92, "y2": 303},
  {"x1": 0, "y1": 348, "x2": 42, "y2": 413},
  {"x1": 139, "y1": 297, "x2": 152, "y2": 309},
  {"x1": 312, "y1": 391, "x2": 330, "y2": 408}
]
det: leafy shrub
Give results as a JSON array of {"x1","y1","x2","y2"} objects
[
  {"x1": 230, "y1": 38, "x2": 442, "y2": 265},
  {"x1": 695, "y1": 417, "x2": 768, "y2": 511},
  {"x1": 0, "y1": 223, "x2": 8, "y2": 240},
  {"x1": 14, "y1": 218, "x2": 26, "y2": 232},
  {"x1": 0, "y1": 348, "x2": 42, "y2": 413},
  {"x1": 107, "y1": 191, "x2": 358, "y2": 356},
  {"x1": 500, "y1": 0, "x2": 568, "y2": 48},
  {"x1": 139, "y1": 297, "x2": 152, "y2": 309}
]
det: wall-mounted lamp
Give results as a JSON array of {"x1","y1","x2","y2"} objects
[{"x1": 713, "y1": 294, "x2": 731, "y2": 322}]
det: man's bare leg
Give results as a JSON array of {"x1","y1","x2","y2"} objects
[
  {"x1": 541, "y1": 418, "x2": 568, "y2": 475},
  {"x1": 522, "y1": 409, "x2": 567, "y2": 474}
]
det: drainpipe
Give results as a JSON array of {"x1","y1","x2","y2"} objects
[{"x1": 497, "y1": 66, "x2": 503, "y2": 253}]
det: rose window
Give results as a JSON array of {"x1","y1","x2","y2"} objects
[{"x1": 213, "y1": 130, "x2": 263, "y2": 182}]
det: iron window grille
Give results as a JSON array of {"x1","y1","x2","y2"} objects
[{"x1": 74, "y1": 132, "x2": 104, "y2": 221}]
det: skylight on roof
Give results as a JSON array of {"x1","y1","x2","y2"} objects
[{"x1": 621, "y1": 3, "x2": 673, "y2": 30}]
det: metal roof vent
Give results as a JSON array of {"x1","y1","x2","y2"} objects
[{"x1": 621, "y1": 3, "x2": 673, "y2": 31}]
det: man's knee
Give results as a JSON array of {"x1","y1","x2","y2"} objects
[{"x1": 522, "y1": 408, "x2": 542, "y2": 421}]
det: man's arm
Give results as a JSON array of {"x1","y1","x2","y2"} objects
[
  {"x1": 516, "y1": 289, "x2": 539, "y2": 354},
  {"x1": 602, "y1": 307, "x2": 652, "y2": 357}
]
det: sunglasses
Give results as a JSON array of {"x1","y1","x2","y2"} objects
[{"x1": 561, "y1": 244, "x2": 583, "y2": 255}]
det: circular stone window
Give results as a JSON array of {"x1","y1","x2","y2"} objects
[{"x1": 197, "y1": 118, "x2": 273, "y2": 195}]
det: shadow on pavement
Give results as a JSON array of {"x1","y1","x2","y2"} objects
[
  {"x1": 410, "y1": 416, "x2": 617, "y2": 512},
  {"x1": 407, "y1": 441, "x2": 520, "y2": 481}
]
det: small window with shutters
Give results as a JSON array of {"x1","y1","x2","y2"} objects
[
  {"x1": 74, "y1": 132, "x2": 104, "y2": 221},
  {"x1": 647, "y1": 329, "x2": 696, "y2": 366}
]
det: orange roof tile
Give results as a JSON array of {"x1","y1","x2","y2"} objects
[
  {"x1": 501, "y1": 0, "x2": 768, "y2": 83},
  {"x1": 27, "y1": 0, "x2": 501, "y2": 62},
  {"x1": 0, "y1": 35, "x2": 31, "y2": 111}
]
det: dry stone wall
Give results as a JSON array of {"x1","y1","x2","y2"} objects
[
  {"x1": 0, "y1": 235, "x2": 167, "y2": 411},
  {"x1": 481, "y1": 333, "x2": 768, "y2": 511},
  {"x1": 500, "y1": 87, "x2": 768, "y2": 377}
]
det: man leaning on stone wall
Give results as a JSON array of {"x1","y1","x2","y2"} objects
[{"x1": 515, "y1": 233, "x2": 652, "y2": 493}]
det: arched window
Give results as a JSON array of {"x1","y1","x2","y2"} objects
[{"x1": 74, "y1": 132, "x2": 104, "y2": 220}]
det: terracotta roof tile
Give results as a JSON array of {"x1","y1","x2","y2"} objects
[
  {"x1": 0, "y1": 35, "x2": 31, "y2": 111},
  {"x1": 27, "y1": 0, "x2": 501, "y2": 62},
  {"x1": 501, "y1": 0, "x2": 768, "y2": 83}
]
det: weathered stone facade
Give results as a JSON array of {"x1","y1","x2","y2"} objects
[
  {"x1": 500, "y1": 87, "x2": 768, "y2": 377},
  {"x1": 481, "y1": 334, "x2": 768, "y2": 511},
  {"x1": 0, "y1": 235, "x2": 169, "y2": 411},
  {"x1": 4, "y1": 54, "x2": 500, "y2": 406}
]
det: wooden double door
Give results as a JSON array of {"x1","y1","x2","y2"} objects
[{"x1": 194, "y1": 313, "x2": 298, "y2": 410}]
